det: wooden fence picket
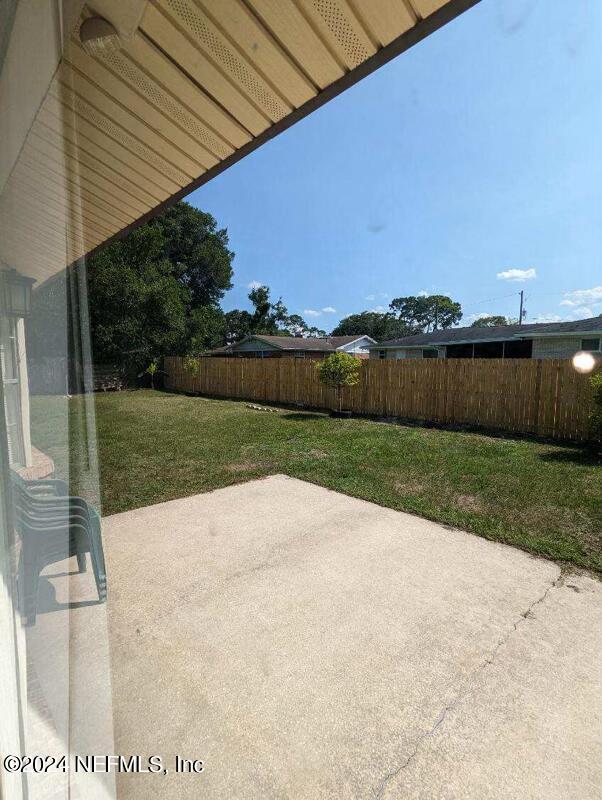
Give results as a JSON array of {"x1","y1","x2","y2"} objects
[{"x1": 163, "y1": 356, "x2": 596, "y2": 442}]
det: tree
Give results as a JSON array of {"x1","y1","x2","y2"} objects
[
  {"x1": 149, "y1": 201, "x2": 234, "y2": 308},
  {"x1": 86, "y1": 225, "x2": 188, "y2": 371},
  {"x1": 470, "y1": 315, "x2": 510, "y2": 328},
  {"x1": 227, "y1": 285, "x2": 322, "y2": 341},
  {"x1": 305, "y1": 325, "x2": 327, "y2": 338},
  {"x1": 389, "y1": 294, "x2": 462, "y2": 332},
  {"x1": 316, "y1": 352, "x2": 360, "y2": 413},
  {"x1": 224, "y1": 309, "x2": 253, "y2": 343},
  {"x1": 331, "y1": 311, "x2": 410, "y2": 341},
  {"x1": 84, "y1": 201, "x2": 235, "y2": 370},
  {"x1": 188, "y1": 305, "x2": 226, "y2": 354}
]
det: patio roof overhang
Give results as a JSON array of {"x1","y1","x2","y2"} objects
[{"x1": 0, "y1": 0, "x2": 479, "y2": 284}]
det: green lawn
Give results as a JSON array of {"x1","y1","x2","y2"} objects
[{"x1": 31, "y1": 390, "x2": 601, "y2": 574}]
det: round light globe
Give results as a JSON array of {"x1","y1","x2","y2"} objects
[{"x1": 572, "y1": 351, "x2": 596, "y2": 374}]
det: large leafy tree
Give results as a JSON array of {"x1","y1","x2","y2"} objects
[
  {"x1": 331, "y1": 311, "x2": 410, "y2": 341},
  {"x1": 84, "y1": 201, "x2": 234, "y2": 369},
  {"x1": 148, "y1": 201, "x2": 234, "y2": 308},
  {"x1": 86, "y1": 225, "x2": 188, "y2": 370},
  {"x1": 188, "y1": 305, "x2": 226, "y2": 354},
  {"x1": 389, "y1": 294, "x2": 462, "y2": 332}
]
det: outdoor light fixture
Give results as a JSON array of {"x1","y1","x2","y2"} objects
[
  {"x1": 0, "y1": 269, "x2": 35, "y2": 317},
  {"x1": 79, "y1": 16, "x2": 122, "y2": 57},
  {"x1": 572, "y1": 351, "x2": 597, "y2": 374}
]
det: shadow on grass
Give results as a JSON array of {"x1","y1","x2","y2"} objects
[{"x1": 539, "y1": 447, "x2": 601, "y2": 466}]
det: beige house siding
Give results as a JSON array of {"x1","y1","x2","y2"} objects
[
  {"x1": 531, "y1": 336, "x2": 584, "y2": 359},
  {"x1": 370, "y1": 347, "x2": 442, "y2": 360}
]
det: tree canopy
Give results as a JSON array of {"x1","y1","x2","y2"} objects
[
  {"x1": 470, "y1": 315, "x2": 511, "y2": 328},
  {"x1": 389, "y1": 294, "x2": 462, "y2": 332},
  {"x1": 85, "y1": 201, "x2": 234, "y2": 369},
  {"x1": 331, "y1": 311, "x2": 410, "y2": 341}
]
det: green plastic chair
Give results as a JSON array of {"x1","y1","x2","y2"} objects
[{"x1": 11, "y1": 472, "x2": 107, "y2": 625}]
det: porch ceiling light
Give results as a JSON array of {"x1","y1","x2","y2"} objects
[
  {"x1": 79, "y1": 16, "x2": 122, "y2": 57},
  {"x1": 0, "y1": 269, "x2": 35, "y2": 317}
]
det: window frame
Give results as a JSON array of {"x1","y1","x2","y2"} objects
[{"x1": 581, "y1": 337, "x2": 601, "y2": 352}]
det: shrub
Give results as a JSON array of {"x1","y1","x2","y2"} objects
[
  {"x1": 316, "y1": 352, "x2": 360, "y2": 412},
  {"x1": 183, "y1": 355, "x2": 199, "y2": 375},
  {"x1": 590, "y1": 371, "x2": 602, "y2": 441}
]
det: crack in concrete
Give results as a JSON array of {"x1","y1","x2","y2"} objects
[{"x1": 374, "y1": 574, "x2": 563, "y2": 800}]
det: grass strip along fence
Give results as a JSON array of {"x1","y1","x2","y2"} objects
[{"x1": 165, "y1": 356, "x2": 596, "y2": 443}]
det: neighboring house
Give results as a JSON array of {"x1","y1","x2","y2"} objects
[
  {"x1": 369, "y1": 316, "x2": 602, "y2": 360},
  {"x1": 209, "y1": 335, "x2": 376, "y2": 359}
]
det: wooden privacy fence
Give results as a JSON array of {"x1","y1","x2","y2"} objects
[{"x1": 165, "y1": 356, "x2": 597, "y2": 442}]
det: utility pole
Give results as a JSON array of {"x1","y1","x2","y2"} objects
[{"x1": 518, "y1": 290, "x2": 524, "y2": 325}]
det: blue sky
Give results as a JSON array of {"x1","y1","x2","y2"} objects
[{"x1": 190, "y1": 0, "x2": 602, "y2": 330}]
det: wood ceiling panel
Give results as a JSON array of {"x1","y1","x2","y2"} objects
[
  {"x1": 352, "y1": 0, "x2": 416, "y2": 46},
  {"x1": 55, "y1": 68, "x2": 205, "y2": 178},
  {"x1": 10, "y1": 176, "x2": 115, "y2": 243},
  {"x1": 297, "y1": 0, "x2": 377, "y2": 70},
  {"x1": 65, "y1": 41, "x2": 228, "y2": 165},
  {"x1": 155, "y1": 0, "x2": 292, "y2": 121},
  {"x1": 128, "y1": 32, "x2": 251, "y2": 151},
  {"x1": 18, "y1": 155, "x2": 135, "y2": 230},
  {"x1": 141, "y1": 2, "x2": 270, "y2": 136},
  {"x1": 0, "y1": 233, "x2": 68, "y2": 277},
  {"x1": 246, "y1": 0, "x2": 344, "y2": 89},
  {"x1": 31, "y1": 119, "x2": 160, "y2": 210},
  {"x1": 198, "y1": 0, "x2": 317, "y2": 106},
  {"x1": 409, "y1": 0, "x2": 449, "y2": 18},
  {"x1": 48, "y1": 81, "x2": 191, "y2": 189},
  {"x1": 9, "y1": 167, "x2": 115, "y2": 242},
  {"x1": 38, "y1": 99, "x2": 179, "y2": 199},
  {"x1": 6, "y1": 188, "x2": 113, "y2": 246},
  {"x1": 0, "y1": 188, "x2": 96, "y2": 258},
  {"x1": 25, "y1": 133, "x2": 151, "y2": 218}
]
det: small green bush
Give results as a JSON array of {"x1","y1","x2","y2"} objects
[
  {"x1": 183, "y1": 355, "x2": 199, "y2": 375},
  {"x1": 145, "y1": 360, "x2": 158, "y2": 389},
  {"x1": 316, "y1": 352, "x2": 361, "y2": 412},
  {"x1": 590, "y1": 371, "x2": 602, "y2": 440}
]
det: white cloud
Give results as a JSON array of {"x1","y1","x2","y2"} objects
[
  {"x1": 365, "y1": 294, "x2": 375, "y2": 301},
  {"x1": 321, "y1": 306, "x2": 336, "y2": 313},
  {"x1": 568, "y1": 306, "x2": 593, "y2": 319},
  {"x1": 247, "y1": 280, "x2": 263, "y2": 289},
  {"x1": 496, "y1": 268, "x2": 536, "y2": 282},
  {"x1": 418, "y1": 289, "x2": 428, "y2": 297},
  {"x1": 560, "y1": 285, "x2": 602, "y2": 307},
  {"x1": 465, "y1": 312, "x2": 492, "y2": 324},
  {"x1": 370, "y1": 305, "x2": 387, "y2": 313},
  {"x1": 304, "y1": 309, "x2": 321, "y2": 318},
  {"x1": 530, "y1": 314, "x2": 563, "y2": 324}
]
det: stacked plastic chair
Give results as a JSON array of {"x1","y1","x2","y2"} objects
[{"x1": 11, "y1": 472, "x2": 107, "y2": 625}]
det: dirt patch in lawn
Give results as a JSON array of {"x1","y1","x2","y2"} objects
[
  {"x1": 455, "y1": 494, "x2": 485, "y2": 513},
  {"x1": 225, "y1": 462, "x2": 261, "y2": 473}
]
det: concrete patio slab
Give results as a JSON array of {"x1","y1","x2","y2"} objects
[{"x1": 100, "y1": 475, "x2": 602, "y2": 799}]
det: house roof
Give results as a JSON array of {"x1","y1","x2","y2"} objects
[
  {"x1": 370, "y1": 316, "x2": 602, "y2": 348},
  {"x1": 211, "y1": 335, "x2": 375, "y2": 355}
]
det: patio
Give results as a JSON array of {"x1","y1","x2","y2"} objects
[{"x1": 42, "y1": 474, "x2": 602, "y2": 799}]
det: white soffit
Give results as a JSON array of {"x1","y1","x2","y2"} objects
[{"x1": 0, "y1": 0, "x2": 478, "y2": 282}]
